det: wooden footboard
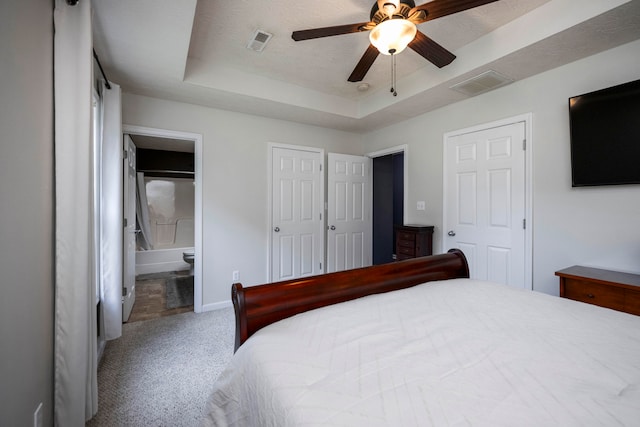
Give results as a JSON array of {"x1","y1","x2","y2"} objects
[{"x1": 231, "y1": 249, "x2": 469, "y2": 351}]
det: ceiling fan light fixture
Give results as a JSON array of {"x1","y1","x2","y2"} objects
[
  {"x1": 369, "y1": 19, "x2": 416, "y2": 55},
  {"x1": 377, "y1": 0, "x2": 400, "y2": 18}
]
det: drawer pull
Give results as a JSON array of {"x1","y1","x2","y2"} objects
[{"x1": 587, "y1": 293, "x2": 595, "y2": 299}]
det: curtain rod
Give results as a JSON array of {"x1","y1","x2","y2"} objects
[{"x1": 92, "y1": 49, "x2": 111, "y2": 90}]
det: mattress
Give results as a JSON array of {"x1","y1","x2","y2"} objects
[{"x1": 202, "y1": 279, "x2": 640, "y2": 426}]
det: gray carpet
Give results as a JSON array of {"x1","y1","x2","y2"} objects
[
  {"x1": 86, "y1": 307, "x2": 235, "y2": 426},
  {"x1": 166, "y1": 276, "x2": 194, "y2": 308}
]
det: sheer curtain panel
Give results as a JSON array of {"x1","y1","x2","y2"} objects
[
  {"x1": 100, "y1": 79, "x2": 123, "y2": 340},
  {"x1": 53, "y1": 0, "x2": 98, "y2": 423}
]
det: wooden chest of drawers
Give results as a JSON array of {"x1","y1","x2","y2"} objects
[
  {"x1": 556, "y1": 265, "x2": 640, "y2": 315},
  {"x1": 394, "y1": 225, "x2": 434, "y2": 261}
]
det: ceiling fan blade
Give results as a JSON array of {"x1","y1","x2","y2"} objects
[
  {"x1": 348, "y1": 45, "x2": 380, "y2": 82},
  {"x1": 292, "y1": 22, "x2": 371, "y2": 41},
  {"x1": 409, "y1": 31, "x2": 456, "y2": 68},
  {"x1": 411, "y1": 0, "x2": 499, "y2": 24}
]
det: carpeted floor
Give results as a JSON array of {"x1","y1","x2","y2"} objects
[{"x1": 86, "y1": 307, "x2": 235, "y2": 426}]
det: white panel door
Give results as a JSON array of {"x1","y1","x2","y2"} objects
[
  {"x1": 327, "y1": 153, "x2": 372, "y2": 273},
  {"x1": 122, "y1": 135, "x2": 136, "y2": 321},
  {"x1": 444, "y1": 121, "x2": 526, "y2": 288},
  {"x1": 271, "y1": 147, "x2": 323, "y2": 282}
]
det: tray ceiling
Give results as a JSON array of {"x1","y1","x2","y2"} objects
[{"x1": 92, "y1": 0, "x2": 640, "y2": 132}]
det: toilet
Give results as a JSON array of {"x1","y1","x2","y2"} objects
[{"x1": 182, "y1": 250, "x2": 195, "y2": 275}]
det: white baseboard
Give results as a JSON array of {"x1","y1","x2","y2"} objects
[{"x1": 201, "y1": 300, "x2": 232, "y2": 312}]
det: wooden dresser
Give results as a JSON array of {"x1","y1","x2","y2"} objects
[
  {"x1": 556, "y1": 265, "x2": 640, "y2": 315},
  {"x1": 394, "y1": 225, "x2": 434, "y2": 261}
]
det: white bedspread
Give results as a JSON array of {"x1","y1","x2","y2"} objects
[{"x1": 202, "y1": 279, "x2": 640, "y2": 426}]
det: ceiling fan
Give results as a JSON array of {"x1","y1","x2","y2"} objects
[{"x1": 292, "y1": 0, "x2": 499, "y2": 83}]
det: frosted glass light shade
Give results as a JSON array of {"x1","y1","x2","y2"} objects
[{"x1": 369, "y1": 19, "x2": 417, "y2": 55}]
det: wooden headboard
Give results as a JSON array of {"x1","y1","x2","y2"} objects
[{"x1": 231, "y1": 249, "x2": 469, "y2": 351}]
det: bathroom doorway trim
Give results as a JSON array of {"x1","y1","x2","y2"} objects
[{"x1": 122, "y1": 124, "x2": 204, "y2": 313}]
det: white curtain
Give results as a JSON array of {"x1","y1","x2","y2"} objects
[
  {"x1": 136, "y1": 172, "x2": 155, "y2": 250},
  {"x1": 53, "y1": 0, "x2": 98, "y2": 424},
  {"x1": 100, "y1": 79, "x2": 123, "y2": 340}
]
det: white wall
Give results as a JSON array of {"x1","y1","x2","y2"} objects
[
  {"x1": 364, "y1": 39, "x2": 640, "y2": 296},
  {"x1": 124, "y1": 40, "x2": 640, "y2": 304},
  {"x1": 0, "y1": 0, "x2": 54, "y2": 425},
  {"x1": 122, "y1": 95, "x2": 364, "y2": 305}
]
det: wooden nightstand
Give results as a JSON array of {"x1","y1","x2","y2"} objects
[
  {"x1": 556, "y1": 265, "x2": 640, "y2": 315},
  {"x1": 394, "y1": 225, "x2": 434, "y2": 261}
]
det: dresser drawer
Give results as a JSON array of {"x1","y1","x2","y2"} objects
[
  {"x1": 557, "y1": 266, "x2": 640, "y2": 316},
  {"x1": 397, "y1": 239, "x2": 415, "y2": 249},
  {"x1": 397, "y1": 245, "x2": 415, "y2": 256},
  {"x1": 397, "y1": 232, "x2": 415, "y2": 243},
  {"x1": 563, "y1": 278, "x2": 625, "y2": 311},
  {"x1": 625, "y1": 290, "x2": 640, "y2": 316}
]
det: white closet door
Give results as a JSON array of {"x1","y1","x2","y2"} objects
[
  {"x1": 327, "y1": 153, "x2": 372, "y2": 273},
  {"x1": 271, "y1": 146, "x2": 323, "y2": 282}
]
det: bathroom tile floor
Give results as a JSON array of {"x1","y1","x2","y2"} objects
[{"x1": 127, "y1": 270, "x2": 193, "y2": 323}]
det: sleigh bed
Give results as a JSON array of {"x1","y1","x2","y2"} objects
[{"x1": 203, "y1": 250, "x2": 640, "y2": 426}]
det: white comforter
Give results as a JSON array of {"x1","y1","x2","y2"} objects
[{"x1": 202, "y1": 279, "x2": 640, "y2": 426}]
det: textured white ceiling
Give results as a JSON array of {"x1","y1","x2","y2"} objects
[
  {"x1": 91, "y1": 0, "x2": 640, "y2": 133},
  {"x1": 187, "y1": 0, "x2": 549, "y2": 99}
]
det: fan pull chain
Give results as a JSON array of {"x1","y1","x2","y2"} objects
[{"x1": 390, "y1": 50, "x2": 398, "y2": 97}]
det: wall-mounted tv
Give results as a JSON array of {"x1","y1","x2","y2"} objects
[{"x1": 569, "y1": 78, "x2": 640, "y2": 187}]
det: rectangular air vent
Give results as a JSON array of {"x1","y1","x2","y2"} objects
[
  {"x1": 449, "y1": 70, "x2": 514, "y2": 97},
  {"x1": 247, "y1": 30, "x2": 273, "y2": 52}
]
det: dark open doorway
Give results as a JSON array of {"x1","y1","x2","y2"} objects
[{"x1": 372, "y1": 152, "x2": 404, "y2": 265}]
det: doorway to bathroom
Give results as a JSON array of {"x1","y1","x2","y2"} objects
[{"x1": 122, "y1": 125, "x2": 203, "y2": 322}]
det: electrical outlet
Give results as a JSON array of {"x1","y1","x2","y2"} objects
[
  {"x1": 416, "y1": 201, "x2": 426, "y2": 211},
  {"x1": 34, "y1": 403, "x2": 43, "y2": 427},
  {"x1": 232, "y1": 270, "x2": 239, "y2": 282}
]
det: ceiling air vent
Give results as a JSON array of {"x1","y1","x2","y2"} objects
[
  {"x1": 247, "y1": 30, "x2": 273, "y2": 53},
  {"x1": 449, "y1": 70, "x2": 514, "y2": 97}
]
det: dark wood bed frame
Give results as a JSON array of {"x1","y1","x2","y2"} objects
[{"x1": 231, "y1": 249, "x2": 469, "y2": 351}]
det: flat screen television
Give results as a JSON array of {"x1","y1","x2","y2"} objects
[{"x1": 568, "y1": 78, "x2": 640, "y2": 187}]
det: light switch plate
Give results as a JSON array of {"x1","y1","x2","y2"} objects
[{"x1": 417, "y1": 201, "x2": 426, "y2": 211}]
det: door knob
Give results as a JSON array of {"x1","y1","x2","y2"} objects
[
  {"x1": 274, "y1": 227, "x2": 280, "y2": 232},
  {"x1": 447, "y1": 230, "x2": 456, "y2": 236},
  {"x1": 329, "y1": 225, "x2": 336, "y2": 230}
]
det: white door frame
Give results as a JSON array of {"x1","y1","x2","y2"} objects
[
  {"x1": 267, "y1": 142, "x2": 325, "y2": 281},
  {"x1": 123, "y1": 124, "x2": 204, "y2": 313},
  {"x1": 442, "y1": 113, "x2": 533, "y2": 290},
  {"x1": 366, "y1": 144, "x2": 409, "y2": 227}
]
